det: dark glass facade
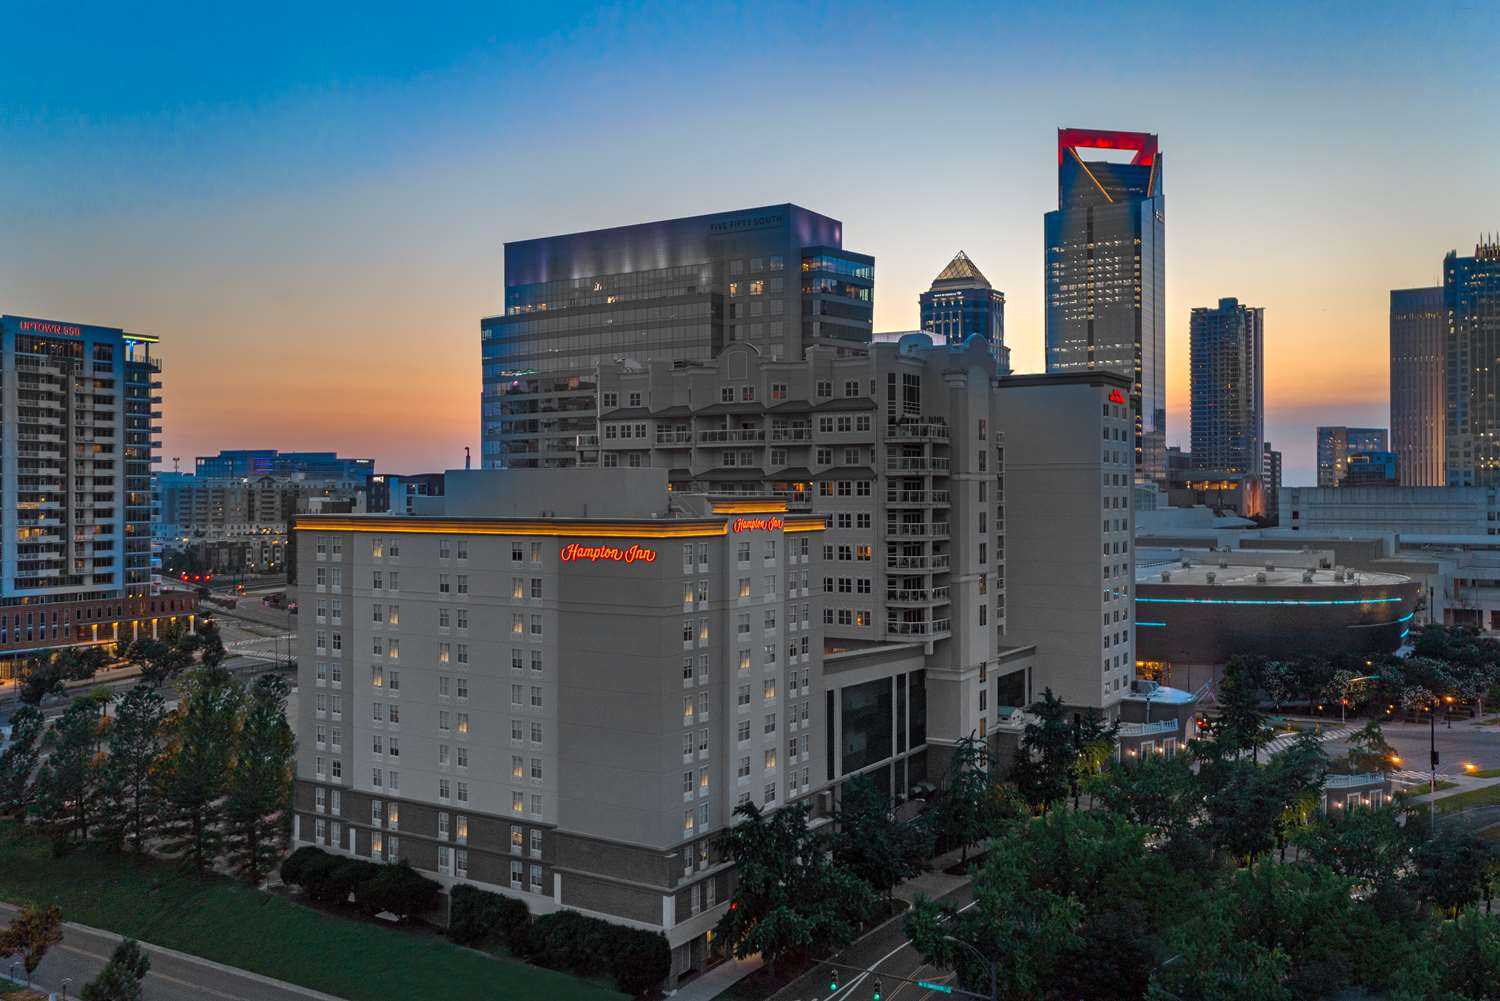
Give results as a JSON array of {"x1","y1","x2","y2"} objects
[
  {"x1": 1444, "y1": 242, "x2": 1500, "y2": 487},
  {"x1": 481, "y1": 205, "x2": 872, "y2": 468},
  {"x1": 1390, "y1": 286, "x2": 1445, "y2": 486},
  {"x1": 919, "y1": 251, "x2": 1007, "y2": 373},
  {"x1": 1188, "y1": 297, "x2": 1263, "y2": 476},
  {"x1": 1044, "y1": 130, "x2": 1166, "y2": 483}
]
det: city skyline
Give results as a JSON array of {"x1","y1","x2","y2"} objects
[{"x1": 4, "y1": 1, "x2": 1498, "y2": 483}]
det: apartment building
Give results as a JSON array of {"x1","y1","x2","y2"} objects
[
  {"x1": 590, "y1": 333, "x2": 1124, "y2": 737},
  {"x1": 0, "y1": 314, "x2": 191, "y2": 675},
  {"x1": 292, "y1": 469, "x2": 828, "y2": 979}
]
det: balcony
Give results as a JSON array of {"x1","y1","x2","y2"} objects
[
  {"x1": 885, "y1": 585, "x2": 951, "y2": 606},
  {"x1": 575, "y1": 433, "x2": 600, "y2": 449},
  {"x1": 884, "y1": 522, "x2": 950, "y2": 540},
  {"x1": 698, "y1": 428, "x2": 765, "y2": 444},
  {"x1": 887, "y1": 420, "x2": 951, "y2": 442},
  {"x1": 770, "y1": 427, "x2": 813, "y2": 442},
  {"x1": 886, "y1": 618, "x2": 952, "y2": 639},
  {"x1": 886, "y1": 553, "x2": 951, "y2": 572},
  {"x1": 775, "y1": 490, "x2": 812, "y2": 511},
  {"x1": 655, "y1": 428, "x2": 694, "y2": 446},
  {"x1": 885, "y1": 456, "x2": 951, "y2": 474},
  {"x1": 886, "y1": 489, "x2": 951, "y2": 507}
]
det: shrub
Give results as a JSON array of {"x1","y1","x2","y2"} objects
[
  {"x1": 279, "y1": 845, "x2": 325, "y2": 887},
  {"x1": 300, "y1": 855, "x2": 374, "y2": 909},
  {"x1": 449, "y1": 884, "x2": 531, "y2": 949},
  {"x1": 355, "y1": 860, "x2": 441, "y2": 921},
  {"x1": 609, "y1": 928, "x2": 671, "y2": 997}
]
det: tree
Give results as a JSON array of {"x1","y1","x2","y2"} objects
[
  {"x1": 936, "y1": 732, "x2": 997, "y2": 861},
  {"x1": 1212, "y1": 657, "x2": 1274, "y2": 762},
  {"x1": 1265, "y1": 731, "x2": 1329, "y2": 861},
  {"x1": 1411, "y1": 825, "x2": 1495, "y2": 917},
  {"x1": 1294, "y1": 806, "x2": 1413, "y2": 891},
  {"x1": 1344, "y1": 718, "x2": 1400, "y2": 775},
  {"x1": 224, "y1": 673, "x2": 294, "y2": 883},
  {"x1": 0, "y1": 705, "x2": 44, "y2": 815},
  {"x1": 157, "y1": 665, "x2": 243, "y2": 872},
  {"x1": 1012, "y1": 689, "x2": 1074, "y2": 813},
  {"x1": 355, "y1": 860, "x2": 442, "y2": 921},
  {"x1": 81, "y1": 937, "x2": 151, "y2": 1001},
  {"x1": 609, "y1": 929, "x2": 671, "y2": 997},
  {"x1": 97, "y1": 685, "x2": 167, "y2": 854},
  {"x1": 831, "y1": 775, "x2": 930, "y2": 901},
  {"x1": 714, "y1": 800, "x2": 875, "y2": 974},
  {"x1": 0, "y1": 903, "x2": 63, "y2": 983},
  {"x1": 196, "y1": 618, "x2": 227, "y2": 669},
  {"x1": 1069, "y1": 709, "x2": 1119, "y2": 810},
  {"x1": 32, "y1": 697, "x2": 106, "y2": 852},
  {"x1": 16, "y1": 655, "x2": 64, "y2": 706},
  {"x1": 1089, "y1": 753, "x2": 1199, "y2": 841}
]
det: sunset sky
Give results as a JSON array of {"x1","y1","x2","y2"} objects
[{"x1": 3, "y1": 1, "x2": 1497, "y2": 484}]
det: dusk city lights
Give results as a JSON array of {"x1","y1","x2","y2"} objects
[{"x1": 2, "y1": 3, "x2": 1500, "y2": 1000}]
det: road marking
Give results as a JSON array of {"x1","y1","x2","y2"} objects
[
  {"x1": 819, "y1": 899, "x2": 976, "y2": 1001},
  {"x1": 55, "y1": 942, "x2": 254, "y2": 1001}
]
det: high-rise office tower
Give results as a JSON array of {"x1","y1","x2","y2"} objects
[
  {"x1": 1262, "y1": 442, "x2": 1282, "y2": 525},
  {"x1": 1188, "y1": 298, "x2": 1264, "y2": 476},
  {"x1": 0, "y1": 315, "x2": 193, "y2": 676},
  {"x1": 481, "y1": 205, "x2": 873, "y2": 470},
  {"x1": 1316, "y1": 426, "x2": 1389, "y2": 487},
  {"x1": 1444, "y1": 240, "x2": 1500, "y2": 487},
  {"x1": 1045, "y1": 128, "x2": 1166, "y2": 483},
  {"x1": 1390, "y1": 286, "x2": 1445, "y2": 486},
  {"x1": 919, "y1": 251, "x2": 1009, "y2": 373}
]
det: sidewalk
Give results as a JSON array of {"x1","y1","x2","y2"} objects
[{"x1": 672, "y1": 954, "x2": 763, "y2": 1001}]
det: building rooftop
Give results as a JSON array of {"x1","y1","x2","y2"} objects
[
  {"x1": 931, "y1": 250, "x2": 992, "y2": 287},
  {"x1": 1137, "y1": 560, "x2": 1410, "y2": 588}
]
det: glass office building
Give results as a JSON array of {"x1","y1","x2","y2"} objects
[
  {"x1": 1316, "y1": 426, "x2": 1389, "y2": 487},
  {"x1": 1390, "y1": 285, "x2": 1446, "y2": 486},
  {"x1": 1044, "y1": 129, "x2": 1166, "y2": 483},
  {"x1": 918, "y1": 251, "x2": 1008, "y2": 373},
  {"x1": 1444, "y1": 240, "x2": 1500, "y2": 487},
  {"x1": 481, "y1": 204, "x2": 873, "y2": 468},
  {"x1": 1188, "y1": 297, "x2": 1263, "y2": 476}
]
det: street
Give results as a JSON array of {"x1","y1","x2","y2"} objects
[{"x1": 0, "y1": 902, "x2": 344, "y2": 1001}]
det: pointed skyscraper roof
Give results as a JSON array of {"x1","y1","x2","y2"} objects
[{"x1": 932, "y1": 250, "x2": 992, "y2": 289}]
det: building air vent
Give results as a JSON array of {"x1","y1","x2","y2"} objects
[
  {"x1": 1256, "y1": 572, "x2": 1268, "y2": 584},
  {"x1": 1219, "y1": 559, "x2": 1229, "y2": 568},
  {"x1": 1160, "y1": 570, "x2": 1171, "y2": 582},
  {"x1": 1303, "y1": 570, "x2": 1315, "y2": 583},
  {"x1": 1206, "y1": 572, "x2": 1216, "y2": 584}
]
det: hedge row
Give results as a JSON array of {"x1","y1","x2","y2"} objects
[
  {"x1": 281, "y1": 846, "x2": 441, "y2": 921},
  {"x1": 448, "y1": 884, "x2": 671, "y2": 996}
]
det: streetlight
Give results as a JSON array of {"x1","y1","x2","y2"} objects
[
  {"x1": 1464, "y1": 761, "x2": 1479, "y2": 775},
  {"x1": 943, "y1": 934, "x2": 998, "y2": 1001}
]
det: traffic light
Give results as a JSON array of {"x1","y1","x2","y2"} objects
[
  {"x1": 872, "y1": 979, "x2": 883, "y2": 1001},
  {"x1": 829, "y1": 969, "x2": 839, "y2": 993}
]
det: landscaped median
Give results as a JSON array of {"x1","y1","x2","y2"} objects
[{"x1": 0, "y1": 822, "x2": 623, "y2": 1001}]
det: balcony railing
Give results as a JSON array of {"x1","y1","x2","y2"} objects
[
  {"x1": 885, "y1": 585, "x2": 951, "y2": 605},
  {"x1": 886, "y1": 618, "x2": 952, "y2": 638},
  {"x1": 770, "y1": 427, "x2": 812, "y2": 442},
  {"x1": 655, "y1": 429, "x2": 695, "y2": 446},
  {"x1": 884, "y1": 522, "x2": 950, "y2": 540},
  {"x1": 885, "y1": 456, "x2": 951, "y2": 474},
  {"x1": 887, "y1": 421, "x2": 951, "y2": 442},
  {"x1": 699, "y1": 428, "x2": 766, "y2": 444},
  {"x1": 886, "y1": 489, "x2": 951, "y2": 506},
  {"x1": 885, "y1": 553, "x2": 951, "y2": 571},
  {"x1": 575, "y1": 433, "x2": 600, "y2": 448}
]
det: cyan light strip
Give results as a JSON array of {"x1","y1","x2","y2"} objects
[
  {"x1": 1137, "y1": 596, "x2": 1404, "y2": 607},
  {"x1": 1135, "y1": 621, "x2": 1167, "y2": 628}
]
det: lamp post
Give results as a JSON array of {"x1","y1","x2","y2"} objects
[{"x1": 943, "y1": 934, "x2": 998, "y2": 1001}]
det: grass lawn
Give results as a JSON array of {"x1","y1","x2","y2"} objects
[
  {"x1": 1433, "y1": 784, "x2": 1500, "y2": 815},
  {"x1": 1470, "y1": 768, "x2": 1500, "y2": 778},
  {"x1": 1396, "y1": 780, "x2": 1457, "y2": 796},
  {"x1": 0, "y1": 823, "x2": 623, "y2": 1001}
]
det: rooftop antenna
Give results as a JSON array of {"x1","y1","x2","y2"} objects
[
  {"x1": 172, "y1": 456, "x2": 181, "y2": 473},
  {"x1": 464, "y1": 446, "x2": 472, "y2": 471}
]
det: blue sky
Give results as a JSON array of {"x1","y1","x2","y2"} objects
[{"x1": 3, "y1": 0, "x2": 1497, "y2": 481}]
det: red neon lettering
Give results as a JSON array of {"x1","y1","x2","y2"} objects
[
  {"x1": 559, "y1": 542, "x2": 658, "y2": 565},
  {"x1": 732, "y1": 516, "x2": 785, "y2": 533},
  {"x1": 1108, "y1": 389, "x2": 1127, "y2": 404},
  {"x1": 18, "y1": 320, "x2": 82, "y2": 336}
]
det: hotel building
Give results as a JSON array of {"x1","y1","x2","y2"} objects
[{"x1": 293, "y1": 469, "x2": 832, "y2": 979}]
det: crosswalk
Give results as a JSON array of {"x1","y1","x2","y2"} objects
[{"x1": 1261, "y1": 725, "x2": 1355, "y2": 756}]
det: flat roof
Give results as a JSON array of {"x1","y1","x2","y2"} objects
[
  {"x1": 1137, "y1": 562, "x2": 1410, "y2": 587},
  {"x1": 296, "y1": 513, "x2": 825, "y2": 539}
]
